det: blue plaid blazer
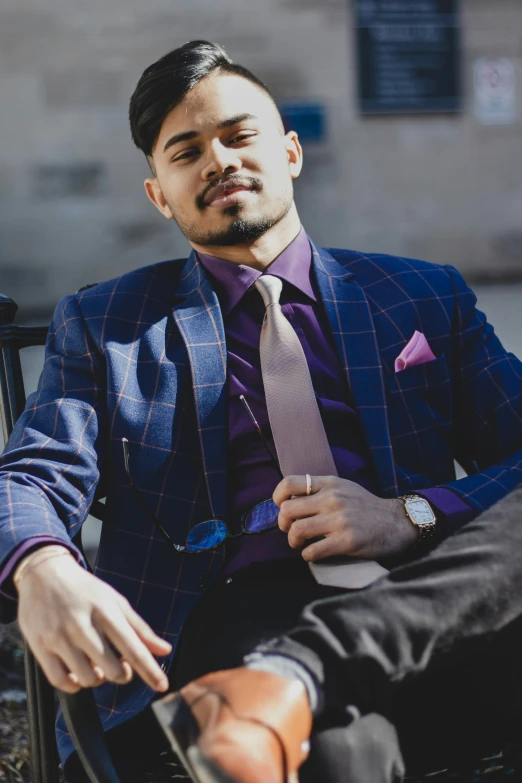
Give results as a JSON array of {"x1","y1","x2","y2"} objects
[{"x1": 1, "y1": 241, "x2": 522, "y2": 766}]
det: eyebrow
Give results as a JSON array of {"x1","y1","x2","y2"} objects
[{"x1": 162, "y1": 113, "x2": 258, "y2": 154}]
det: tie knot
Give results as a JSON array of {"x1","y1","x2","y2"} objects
[{"x1": 255, "y1": 275, "x2": 283, "y2": 309}]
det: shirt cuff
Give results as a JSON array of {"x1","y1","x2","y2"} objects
[
  {"x1": 416, "y1": 487, "x2": 476, "y2": 539},
  {"x1": 244, "y1": 652, "x2": 322, "y2": 715},
  {"x1": 0, "y1": 536, "x2": 81, "y2": 601}
]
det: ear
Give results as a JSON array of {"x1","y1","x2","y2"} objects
[
  {"x1": 144, "y1": 177, "x2": 173, "y2": 219},
  {"x1": 284, "y1": 131, "x2": 303, "y2": 180}
]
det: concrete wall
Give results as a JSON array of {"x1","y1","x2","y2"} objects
[{"x1": 1, "y1": 0, "x2": 521, "y2": 314}]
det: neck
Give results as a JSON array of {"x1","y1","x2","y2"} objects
[{"x1": 190, "y1": 204, "x2": 302, "y2": 271}]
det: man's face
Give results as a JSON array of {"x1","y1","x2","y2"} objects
[{"x1": 144, "y1": 72, "x2": 302, "y2": 248}]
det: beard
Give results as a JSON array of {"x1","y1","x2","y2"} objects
[
  {"x1": 186, "y1": 208, "x2": 288, "y2": 247},
  {"x1": 164, "y1": 178, "x2": 294, "y2": 248}
]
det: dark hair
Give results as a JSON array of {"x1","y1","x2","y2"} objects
[{"x1": 129, "y1": 40, "x2": 279, "y2": 158}]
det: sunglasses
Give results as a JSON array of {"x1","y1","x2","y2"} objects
[{"x1": 122, "y1": 396, "x2": 283, "y2": 555}]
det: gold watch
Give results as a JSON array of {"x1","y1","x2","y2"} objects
[{"x1": 399, "y1": 494, "x2": 437, "y2": 546}]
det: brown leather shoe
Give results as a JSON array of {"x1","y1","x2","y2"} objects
[{"x1": 153, "y1": 667, "x2": 312, "y2": 783}]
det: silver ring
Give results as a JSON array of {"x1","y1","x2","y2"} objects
[{"x1": 305, "y1": 473, "x2": 312, "y2": 496}]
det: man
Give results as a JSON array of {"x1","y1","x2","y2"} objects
[
  {"x1": 168, "y1": 485, "x2": 522, "y2": 783},
  {"x1": 0, "y1": 40, "x2": 521, "y2": 781}
]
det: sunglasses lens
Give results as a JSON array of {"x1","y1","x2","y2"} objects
[
  {"x1": 186, "y1": 520, "x2": 228, "y2": 552},
  {"x1": 244, "y1": 498, "x2": 279, "y2": 533}
]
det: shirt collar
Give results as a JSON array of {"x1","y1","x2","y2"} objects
[{"x1": 197, "y1": 227, "x2": 316, "y2": 316}]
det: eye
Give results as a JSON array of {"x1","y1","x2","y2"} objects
[
  {"x1": 172, "y1": 149, "x2": 199, "y2": 163},
  {"x1": 230, "y1": 132, "x2": 257, "y2": 144}
]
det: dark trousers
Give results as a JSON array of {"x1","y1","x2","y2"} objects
[
  {"x1": 265, "y1": 486, "x2": 522, "y2": 781},
  {"x1": 67, "y1": 487, "x2": 522, "y2": 782},
  {"x1": 174, "y1": 546, "x2": 522, "y2": 782},
  {"x1": 172, "y1": 557, "x2": 344, "y2": 685}
]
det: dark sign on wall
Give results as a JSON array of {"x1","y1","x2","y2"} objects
[
  {"x1": 355, "y1": 0, "x2": 461, "y2": 114},
  {"x1": 280, "y1": 104, "x2": 327, "y2": 143}
]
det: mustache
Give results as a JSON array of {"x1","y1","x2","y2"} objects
[{"x1": 195, "y1": 176, "x2": 263, "y2": 211}]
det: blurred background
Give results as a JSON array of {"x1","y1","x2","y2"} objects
[
  {"x1": 0, "y1": 0, "x2": 521, "y2": 403},
  {"x1": 1, "y1": 0, "x2": 521, "y2": 312}
]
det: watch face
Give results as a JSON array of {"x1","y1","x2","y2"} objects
[{"x1": 406, "y1": 498, "x2": 435, "y2": 525}]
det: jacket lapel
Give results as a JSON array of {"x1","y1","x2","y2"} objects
[
  {"x1": 172, "y1": 252, "x2": 228, "y2": 518},
  {"x1": 311, "y1": 242, "x2": 398, "y2": 497}
]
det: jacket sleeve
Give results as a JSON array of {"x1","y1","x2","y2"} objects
[
  {"x1": 437, "y1": 265, "x2": 522, "y2": 515},
  {"x1": 0, "y1": 294, "x2": 106, "y2": 621}
]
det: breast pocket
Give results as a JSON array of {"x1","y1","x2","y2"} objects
[{"x1": 384, "y1": 354, "x2": 453, "y2": 476}]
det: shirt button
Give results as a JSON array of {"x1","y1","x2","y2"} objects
[
  {"x1": 226, "y1": 577, "x2": 233, "y2": 585},
  {"x1": 199, "y1": 570, "x2": 212, "y2": 589}
]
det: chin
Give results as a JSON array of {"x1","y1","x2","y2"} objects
[{"x1": 222, "y1": 203, "x2": 246, "y2": 218}]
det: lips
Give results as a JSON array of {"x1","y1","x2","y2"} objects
[{"x1": 204, "y1": 180, "x2": 252, "y2": 206}]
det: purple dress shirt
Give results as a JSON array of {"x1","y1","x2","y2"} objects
[
  {"x1": 0, "y1": 229, "x2": 474, "y2": 593},
  {"x1": 198, "y1": 228, "x2": 474, "y2": 573}
]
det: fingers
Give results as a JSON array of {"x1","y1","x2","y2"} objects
[
  {"x1": 89, "y1": 600, "x2": 171, "y2": 690},
  {"x1": 123, "y1": 603, "x2": 172, "y2": 657},
  {"x1": 301, "y1": 535, "x2": 347, "y2": 562},
  {"x1": 77, "y1": 621, "x2": 132, "y2": 685},
  {"x1": 120, "y1": 660, "x2": 134, "y2": 682},
  {"x1": 273, "y1": 474, "x2": 333, "y2": 507},
  {"x1": 57, "y1": 643, "x2": 107, "y2": 689},
  {"x1": 102, "y1": 611, "x2": 169, "y2": 692},
  {"x1": 37, "y1": 650, "x2": 82, "y2": 694},
  {"x1": 278, "y1": 495, "x2": 320, "y2": 533},
  {"x1": 286, "y1": 516, "x2": 339, "y2": 549},
  {"x1": 284, "y1": 511, "x2": 356, "y2": 557}
]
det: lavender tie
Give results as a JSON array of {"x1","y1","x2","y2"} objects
[{"x1": 255, "y1": 275, "x2": 388, "y2": 589}]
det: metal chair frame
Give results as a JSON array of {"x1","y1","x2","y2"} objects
[{"x1": 0, "y1": 294, "x2": 120, "y2": 783}]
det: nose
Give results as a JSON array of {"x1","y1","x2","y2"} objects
[{"x1": 201, "y1": 141, "x2": 241, "y2": 182}]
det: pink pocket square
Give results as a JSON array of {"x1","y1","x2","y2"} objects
[{"x1": 394, "y1": 331, "x2": 437, "y2": 372}]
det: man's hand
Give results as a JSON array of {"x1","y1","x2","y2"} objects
[
  {"x1": 274, "y1": 475, "x2": 418, "y2": 561},
  {"x1": 15, "y1": 546, "x2": 172, "y2": 694}
]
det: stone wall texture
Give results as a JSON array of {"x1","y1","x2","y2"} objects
[{"x1": 0, "y1": 0, "x2": 521, "y2": 313}]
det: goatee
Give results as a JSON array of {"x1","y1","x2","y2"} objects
[{"x1": 194, "y1": 213, "x2": 280, "y2": 247}]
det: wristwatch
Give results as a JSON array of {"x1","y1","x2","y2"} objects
[{"x1": 399, "y1": 494, "x2": 437, "y2": 546}]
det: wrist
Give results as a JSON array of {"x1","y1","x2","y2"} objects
[
  {"x1": 13, "y1": 545, "x2": 75, "y2": 593},
  {"x1": 394, "y1": 498, "x2": 420, "y2": 548}
]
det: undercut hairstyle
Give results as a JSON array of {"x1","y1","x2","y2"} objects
[{"x1": 129, "y1": 40, "x2": 282, "y2": 159}]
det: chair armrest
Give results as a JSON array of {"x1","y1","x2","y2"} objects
[{"x1": 58, "y1": 690, "x2": 121, "y2": 783}]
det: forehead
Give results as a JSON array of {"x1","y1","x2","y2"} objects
[{"x1": 157, "y1": 72, "x2": 279, "y2": 141}]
